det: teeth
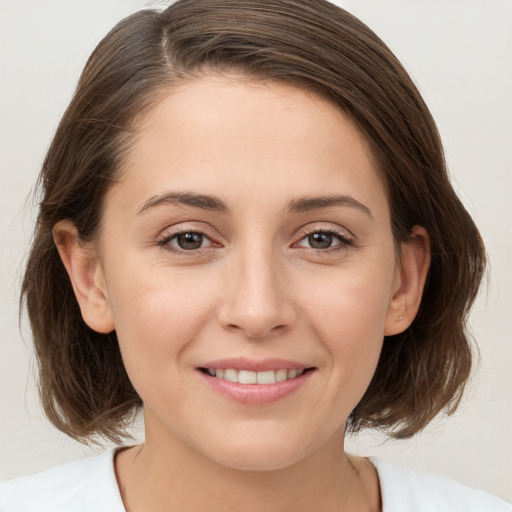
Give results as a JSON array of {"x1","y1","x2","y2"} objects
[
  {"x1": 206, "y1": 368, "x2": 307, "y2": 385},
  {"x1": 287, "y1": 369, "x2": 297, "y2": 379},
  {"x1": 257, "y1": 370, "x2": 276, "y2": 384},
  {"x1": 276, "y1": 369, "x2": 288, "y2": 382},
  {"x1": 223, "y1": 369, "x2": 238, "y2": 383},
  {"x1": 238, "y1": 370, "x2": 257, "y2": 384}
]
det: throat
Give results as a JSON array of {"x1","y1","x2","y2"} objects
[{"x1": 115, "y1": 442, "x2": 380, "y2": 512}]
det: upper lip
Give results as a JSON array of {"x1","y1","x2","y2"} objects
[{"x1": 198, "y1": 357, "x2": 313, "y2": 372}]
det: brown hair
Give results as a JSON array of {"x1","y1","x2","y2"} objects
[{"x1": 22, "y1": 0, "x2": 485, "y2": 443}]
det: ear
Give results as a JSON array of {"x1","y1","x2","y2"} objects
[
  {"x1": 52, "y1": 220, "x2": 115, "y2": 334},
  {"x1": 384, "y1": 225, "x2": 431, "y2": 336}
]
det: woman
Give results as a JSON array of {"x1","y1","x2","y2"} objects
[{"x1": 1, "y1": 0, "x2": 510, "y2": 510}]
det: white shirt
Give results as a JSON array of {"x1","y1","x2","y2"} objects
[{"x1": 1, "y1": 449, "x2": 510, "y2": 511}]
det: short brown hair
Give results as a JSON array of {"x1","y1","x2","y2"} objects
[{"x1": 22, "y1": 0, "x2": 485, "y2": 443}]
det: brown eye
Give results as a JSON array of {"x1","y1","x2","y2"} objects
[
  {"x1": 158, "y1": 227, "x2": 220, "y2": 255},
  {"x1": 295, "y1": 229, "x2": 353, "y2": 252},
  {"x1": 159, "y1": 231, "x2": 212, "y2": 252},
  {"x1": 307, "y1": 232, "x2": 334, "y2": 249},
  {"x1": 175, "y1": 232, "x2": 205, "y2": 250}
]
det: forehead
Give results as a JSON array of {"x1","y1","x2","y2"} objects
[{"x1": 112, "y1": 76, "x2": 388, "y2": 217}]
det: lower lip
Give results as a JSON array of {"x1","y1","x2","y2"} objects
[{"x1": 197, "y1": 369, "x2": 315, "y2": 404}]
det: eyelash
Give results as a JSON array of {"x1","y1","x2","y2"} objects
[
  {"x1": 157, "y1": 229, "x2": 218, "y2": 255},
  {"x1": 295, "y1": 227, "x2": 354, "y2": 254},
  {"x1": 157, "y1": 227, "x2": 354, "y2": 256}
]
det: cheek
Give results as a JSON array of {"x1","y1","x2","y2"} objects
[
  {"x1": 299, "y1": 261, "x2": 394, "y2": 396},
  {"x1": 303, "y1": 258, "x2": 394, "y2": 341},
  {"x1": 105, "y1": 264, "x2": 218, "y2": 387}
]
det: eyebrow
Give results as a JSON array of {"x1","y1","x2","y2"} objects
[
  {"x1": 137, "y1": 191, "x2": 373, "y2": 218},
  {"x1": 137, "y1": 192, "x2": 231, "y2": 215},
  {"x1": 287, "y1": 195, "x2": 373, "y2": 218}
]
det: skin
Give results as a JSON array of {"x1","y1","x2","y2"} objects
[{"x1": 54, "y1": 76, "x2": 430, "y2": 511}]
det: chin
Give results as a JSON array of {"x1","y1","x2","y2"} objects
[
  {"x1": 211, "y1": 447, "x2": 305, "y2": 472},
  {"x1": 196, "y1": 429, "x2": 320, "y2": 472}
]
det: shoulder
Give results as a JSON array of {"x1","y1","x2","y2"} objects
[
  {"x1": 371, "y1": 457, "x2": 512, "y2": 512},
  {"x1": 0, "y1": 448, "x2": 125, "y2": 512}
]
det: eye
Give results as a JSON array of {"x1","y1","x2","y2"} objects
[
  {"x1": 159, "y1": 231, "x2": 213, "y2": 252},
  {"x1": 304, "y1": 232, "x2": 336, "y2": 249},
  {"x1": 295, "y1": 229, "x2": 353, "y2": 251}
]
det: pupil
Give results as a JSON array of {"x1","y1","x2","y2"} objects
[
  {"x1": 309, "y1": 233, "x2": 333, "y2": 249},
  {"x1": 177, "y1": 232, "x2": 203, "y2": 250}
]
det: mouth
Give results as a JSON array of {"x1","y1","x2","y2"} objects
[
  {"x1": 197, "y1": 358, "x2": 317, "y2": 403},
  {"x1": 198, "y1": 367, "x2": 315, "y2": 385}
]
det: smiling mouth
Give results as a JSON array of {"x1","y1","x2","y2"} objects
[{"x1": 199, "y1": 367, "x2": 315, "y2": 384}]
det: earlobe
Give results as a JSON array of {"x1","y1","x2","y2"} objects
[
  {"x1": 384, "y1": 225, "x2": 431, "y2": 336},
  {"x1": 52, "y1": 220, "x2": 115, "y2": 334}
]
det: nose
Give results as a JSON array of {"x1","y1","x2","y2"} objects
[{"x1": 216, "y1": 248, "x2": 297, "y2": 339}]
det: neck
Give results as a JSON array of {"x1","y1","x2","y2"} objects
[{"x1": 116, "y1": 420, "x2": 378, "y2": 512}]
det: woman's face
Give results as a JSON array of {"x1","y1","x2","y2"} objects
[{"x1": 91, "y1": 77, "x2": 410, "y2": 470}]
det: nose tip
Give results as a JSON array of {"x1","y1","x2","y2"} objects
[
  {"x1": 221, "y1": 304, "x2": 291, "y2": 339},
  {"x1": 219, "y1": 298, "x2": 295, "y2": 339},
  {"x1": 216, "y1": 261, "x2": 297, "y2": 339}
]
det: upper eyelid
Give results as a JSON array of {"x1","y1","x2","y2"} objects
[
  {"x1": 301, "y1": 226, "x2": 351, "y2": 236},
  {"x1": 158, "y1": 222, "x2": 219, "y2": 239},
  {"x1": 296, "y1": 223, "x2": 354, "y2": 240},
  {"x1": 161, "y1": 230, "x2": 212, "y2": 242}
]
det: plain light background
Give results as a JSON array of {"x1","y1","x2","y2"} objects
[{"x1": 1, "y1": 0, "x2": 511, "y2": 502}]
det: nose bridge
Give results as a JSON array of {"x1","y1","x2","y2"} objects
[{"x1": 218, "y1": 239, "x2": 296, "y2": 338}]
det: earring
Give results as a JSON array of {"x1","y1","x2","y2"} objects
[{"x1": 395, "y1": 315, "x2": 404, "y2": 321}]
